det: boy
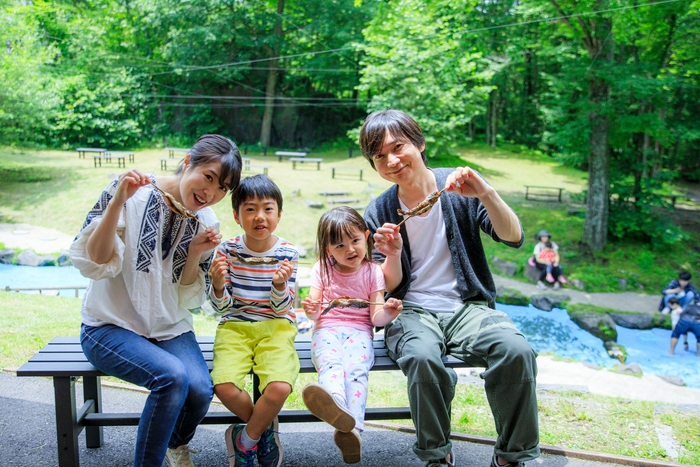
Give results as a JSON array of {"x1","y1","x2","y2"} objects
[
  {"x1": 666, "y1": 298, "x2": 689, "y2": 352},
  {"x1": 660, "y1": 271, "x2": 697, "y2": 313},
  {"x1": 361, "y1": 110, "x2": 539, "y2": 467},
  {"x1": 208, "y1": 174, "x2": 299, "y2": 467},
  {"x1": 669, "y1": 303, "x2": 700, "y2": 356}
]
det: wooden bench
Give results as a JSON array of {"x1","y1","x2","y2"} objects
[
  {"x1": 165, "y1": 147, "x2": 189, "y2": 158},
  {"x1": 243, "y1": 164, "x2": 269, "y2": 175},
  {"x1": 104, "y1": 151, "x2": 135, "y2": 168},
  {"x1": 17, "y1": 336, "x2": 469, "y2": 467},
  {"x1": 524, "y1": 185, "x2": 564, "y2": 202},
  {"x1": 327, "y1": 197, "x2": 360, "y2": 205},
  {"x1": 290, "y1": 157, "x2": 322, "y2": 170},
  {"x1": 76, "y1": 148, "x2": 106, "y2": 159},
  {"x1": 331, "y1": 166, "x2": 364, "y2": 181},
  {"x1": 160, "y1": 158, "x2": 172, "y2": 171},
  {"x1": 318, "y1": 191, "x2": 350, "y2": 197},
  {"x1": 669, "y1": 193, "x2": 700, "y2": 207},
  {"x1": 276, "y1": 151, "x2": 307, "y2": 162},
  {"x1": 242, "y1": 157, "x2": 251, "y2": 170}
]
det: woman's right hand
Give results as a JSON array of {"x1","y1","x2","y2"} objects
[{"x1": 113, "y1": 170, "x2": 151, "y2": 205}]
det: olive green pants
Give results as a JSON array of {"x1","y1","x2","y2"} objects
[{"x1": 384, "y1": 303, "x2": 540, "y2": 463}]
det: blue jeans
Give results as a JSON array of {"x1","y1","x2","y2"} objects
[
  {"x1": 81, "y1": 324, "x2": 213, "y2": 467},
  {"x1": 663, "y1": 291, "x2": 696, "y2": 309}
]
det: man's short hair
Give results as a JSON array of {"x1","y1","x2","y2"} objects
[
  {"x1": 359, "y1": 109, "x2": 427, "y2": 170},
  {"x1": 231, "y1": 174, "x2": 283, "y2": 212},
  {"x1": 679, "y1": 271, "x2": 692, "y2": 281}
]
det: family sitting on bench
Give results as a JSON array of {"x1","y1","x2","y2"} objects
[{"x1": 70, "y1": 112, "x2": 540, "y2": 467}]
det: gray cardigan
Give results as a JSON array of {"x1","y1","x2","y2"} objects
[{"x1": 364, "y1": 168, "x2": 524, "y2": 307}]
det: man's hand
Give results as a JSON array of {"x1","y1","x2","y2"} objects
[
  {"x1": 445, "y1": 166, "x2": 492, "y2": 199},
  {"x1": 272, "y1": 259, "x2": 294, "y2": 291}
]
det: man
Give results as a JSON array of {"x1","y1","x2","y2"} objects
[{"x1": 361, "y1": 109, "x2": 539, "y2": 467}]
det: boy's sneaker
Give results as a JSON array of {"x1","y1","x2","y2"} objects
[
  {"x1": 425, "y1": 449, "x2": 456, "y2": 467},
  {"x1": 164, "y1": 445, "x2": 196, "y2": 467},
  {"x1": 225, "y1": 424, "x2": 257, "y2": 467},
  {"x1": 536, "y1": 281, "x2": 547, "y2": 290},
  {"x1": 257, "y1": 417, "x2": 283, "y2": 467},
  {"x1": 489, "y1": 452, "x2": 524, "y2": 467},
  {"x1": 302, "y1": 383, "x2": 355, "y2": 432},
  {"x1": 546, "y1": 273, "x2": 555, "y2": 283},
  {"x1": 334, "y1": 428, "x2": 362, "y2": 464},
  {"x1": 558, "y1": 275, "x2": 567, "y2": 284}
]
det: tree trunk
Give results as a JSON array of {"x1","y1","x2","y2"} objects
[
  {"x1": 259, "y1": 0, "x2": 285, "y2": 148},
  {"x1": 582, "y1": 15, "x2": 613, "y2": 251}
]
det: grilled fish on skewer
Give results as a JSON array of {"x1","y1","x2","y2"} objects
[
  {"x1": 320, "y1": 296, "x2": 372, "y2": 315},
  {"x1": 395, "y1": 187, "x2": 447, "y2": 228},
  {"x1": 151, "y1": 181, "x2": 201, "y2": 225}
]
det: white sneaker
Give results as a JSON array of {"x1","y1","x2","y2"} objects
[
  {"x1": 553, "y1": 282, "x2": 561, "y2": 290},
  {"x1": 536, "y1": 281, "x2": 547, "y2": 290},
  {"x1": 164, "y1": 445, "x2": 196, "y2": 467},
  {"x1": 661, "y1": 307, "x2": 670, "y2": 315}
]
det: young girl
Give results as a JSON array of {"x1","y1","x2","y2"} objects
[
  {"x1": 301, "y1": 206, "x2": 403, "y2": 464},
  {"x1": 71, "y1": 134, "x2": 242, "y2": 467}
]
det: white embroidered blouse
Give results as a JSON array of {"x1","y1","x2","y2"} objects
[{"x1": 70, "y1": 176, "x2": 219, "y2": 340}]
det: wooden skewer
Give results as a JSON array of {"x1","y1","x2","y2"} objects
[
  {"x1": 310, "y1": 301, "x2": 384, "y2": 306},
  {"x1": 395, "y1": 186, "x2": 448, "y2": 228}
]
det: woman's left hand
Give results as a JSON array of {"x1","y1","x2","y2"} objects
[{"x1": 189, "y1": 226, "x2": 222, "y2": 255}]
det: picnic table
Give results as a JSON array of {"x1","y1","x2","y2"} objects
[
  {"x1": 290, "y1": 157, "x2": 322, "y2": 170},
  {"x1": 164, "y1": 147, "x2": 189, "y2": 158},
  {"x1": 331, "y1": 166, "x2": 364, "y2": 181},
  {"x1": 76, "y1": 148, "x2": 106, "y2": 159},
  {"x1": 104, "y1": 151, "x2": 135, "y2": 168},
  {"x1": 276, "y1": 151, "x2": 307, "y2": 162},
  {"x1": 524, "y1": 185, "x2": 565, "y2": 202}
]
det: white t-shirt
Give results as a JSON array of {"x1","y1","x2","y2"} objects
[
  {"x1": 70, "y1": 178, "x2": 218, "y2": 340},
  {"x1": 400, "y1": 197, "x2": 464, "y2": 313}
]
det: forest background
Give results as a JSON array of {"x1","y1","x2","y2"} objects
[{"x1": 1, "y1": 0, "x2": 699, "y2": 254}]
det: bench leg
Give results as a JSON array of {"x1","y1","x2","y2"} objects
[
  {"x1": 332, "y1": 168, "x2": 336, "y2": 179},
  {"x1": 263, "y1": 168, "x2": 268, "y2": 175},
  {"x1": 129, "y1": 154, "x2": 135, "y2": 163},
  {"x1": 161, "y1": 160, "x2": 167, "y2": 171},
  {"x1": 54, "y1": 376, "x2": 81, "y2": 467},
  {"x1": 316, "y1": 162, "x2": 320, "y2": 170},
  {"x1": 117, "y1": 158, "x2": 125, "y2": 168},
  {"x1": 83, "y1": 376, "x2": 103, "y2": 448},
  {"x1": 360, "y1": 171, "x2": 363, "y2": 181}
]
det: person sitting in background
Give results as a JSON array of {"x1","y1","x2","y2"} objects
[
  {"x1": 666, "y1": 297, "x2": 689, "y2": 352},
  {"x1": 669, "y1": 303, "x2": 700, "y2": 356},
  {"x1": 531, "y1": 230, "x2": 566, "y2": 289},
  {"x1": 659, "y1": 271, "x2": 697, "y2": 313}
]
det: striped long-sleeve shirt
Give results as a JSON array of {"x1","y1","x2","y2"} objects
[{"x1": 209, "y1": 235, "x2": 298, "y2": 323}]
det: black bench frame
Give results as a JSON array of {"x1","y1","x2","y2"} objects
[
  {"x1": 331, "y1": 166, "x2": 364, "y2": 181},
  {"x1": 18, "y1": 336, "x2": 468, "y2": 467}
]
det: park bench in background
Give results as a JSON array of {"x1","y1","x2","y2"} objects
[
  {"x1": 243, "y1": 164, "x2": 269, "y2": 176},
  {"x1": 290, "y1": 157, "x2": 323, "y2": 170},
  {"x1": 318, "y1": 190, "x2": 350, "y2": 197},
  {"x1": 104, "y1": 151, "x2": 135, "y2": 168},
  {"x1": 524, "y1": 185, "x2": 565, "y2": 202},
  {"x1": 76, "y1": 148, "x2": 106, "y2": 159},
  {"x1": 17, "y1": 336, "x2": 469, "y2": 467},
  {"x1": 165, "y1": 147, "x2": 189, "y2": 158},
  {"x1": 327, "y1": 197, "x2": 360, "y2": 205},
  {"x1": 242, "y1": 157, "x2": 251, "y2": 170},
  {"x1": 669, "y1": 193, "x2": 700, "y2": 207},
  {"x1": 276, "y1": 151, "x2": 307, "y2": 162},
  {"x1": 331, "y1": 166, "x2": 364, "y2": 181}
]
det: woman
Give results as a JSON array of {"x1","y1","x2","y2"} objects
[{"x1": 70, "y1": 134, "x2": 242, "y2": 467}]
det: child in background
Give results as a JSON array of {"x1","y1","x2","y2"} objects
[
  {"x1": 535, "y1": 241, "x2": 564, "y2": 289},
  {"x1": 659, "y1": 271, "x2": 697, "y2": 313},
  {"x1": 301, "y1": 207, "x2": 403, "y2": 464},
  {"x1": 208, "y1": 174, "x2": 299, "y2": 467},
  {"x1": 666, "y1": 297, "x2": 689, "y2": 352}
]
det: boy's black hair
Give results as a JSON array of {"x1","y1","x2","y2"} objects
[
  {"x1": 679, "y1": 271, "x2": 692, "y2": 281},
  {"x1": 231, "y1": 174, "x2": 283, "y2": 212},
  {"x1": 668, "y1": 297, "x2": 679, "y2": 306}
]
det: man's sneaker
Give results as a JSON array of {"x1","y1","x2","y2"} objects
[
  {"x1": 164, "y1": 445, "x2": 196, "y2": 467},
  {"x1": 546, "y1": 273, "x2": 555, "y2": 283},
  {"x1": 334, "y1": 428, "x2": 362, "y2": 464},
  {"x1": 225, "y1": 424, "x2": 257, "y2": 467},
  {"x1": 489, "y1": 452, "x2": 524, "y2": 467},
  {"x1": 257, "y1": 417, "x2": 283, "y2": 467},
  {"x1": 302, "y1": 383, "x2": 355, "y2": 432},
  {"x1": 425, "y1": 449, "x2": 456, "y2": 467}
]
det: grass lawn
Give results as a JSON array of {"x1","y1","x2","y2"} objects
[
  {"x1": 2, "y1": 291, "x2": 698, "y2": 464},
  {"x1": 1, "y1": 144, "x2": 698, "y2": 293}
]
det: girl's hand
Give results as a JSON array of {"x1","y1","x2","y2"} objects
[
  {"x1": 302, "y1": 297, "x2": 321, "y2": 317},
  {"x1": 383, "y1": 298, "x2": 403, "y2": 319},
  {"x1": 272, "y1": 259, "x2": 294, "y2": 290},
  {"x1": 189, "y1": 226, "x2": 222, "y2": 255},
  {"x1": 209, "y1": 254, "x2": 229, "y2": 292},
  {"x1": 113, "y1": 169, "x2": 151, "y2": 205},
  {"x1": 445, "y1": 166, "x2": 491, "y2": 199},
  {"x1": 373, "y1": 223, "x2": 402, "y2": 258}
]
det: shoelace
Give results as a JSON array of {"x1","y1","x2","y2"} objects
[
  {"x1": 258, "y1": 429, "x2": 279, "y2": 456},
  {"x1": 168, "y1": 446, "x2": 197, "y2": 467}
]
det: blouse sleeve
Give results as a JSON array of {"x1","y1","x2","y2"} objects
[
  {"x1": 69, "y1": 213, "x2": 126, "y2": 281},
  {"x1": 179, "y1": 248, "x2": 216, "y2": 310}
]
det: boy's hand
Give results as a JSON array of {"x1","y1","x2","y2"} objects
[
  {"x1": 272, "y1": 259, "x2": 294, "y2": 290},
  {"x1": 209, "y1": 253, "x2": 229, "y2": 292},
  {"x1": 445, "y1": 166, "x2": 491, "y2": 199},
  {"x1": 302, "y1": 297, "x2": 321, "y2": 317},
  {"x1": 189, "y1": 226, "x2": 222, "y2": 255},
  {"x1": 383, "y1": 298, "x2": 403, "y2": 319},
  {"x1": 374, "y1": 223, "x2": 402, "y2": 258}
]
